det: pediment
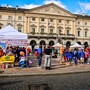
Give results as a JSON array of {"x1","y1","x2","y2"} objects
[
  {"x1": 77, "y1": 27, "x2": 82, "y2": 30},
  {"x1": 17, "y1": 23, "x2": 23, "y2": 26},
  {"x1": 0, "y1": 23, "x2": 3, "y2": 25},
  {"x1": 31, "y1": 24, "x2": 37, "y2": 27},
  {"x1": 57, "y1": 26, "x2": 63, "y2": 29},
  {"x1": 29, "y1": 3, "x2": 76, "y2": 17},
  {"x1": 66, "y1": 27, "x2": 71, "y2": 29},
  {"x1": 40, "y1": 24, "x2": 46, "y2": 27},
  {"x1": 84, "y1": 28, "x2": 89, "y2": 30}
]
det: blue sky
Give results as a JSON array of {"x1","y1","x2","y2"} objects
[{"x1": 0, "y1": 0, "x2": 90, "y2": 15}]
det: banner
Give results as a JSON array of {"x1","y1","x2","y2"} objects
[
  {"x1": 0, "y1": 42, "x2": 6, "y2": 49},
  {"x1": 0, "y1": 56, "x2": 15, "y2": 63},
  {"x1": 0, "y1": 39, "x2": 27, "y2": 46}
]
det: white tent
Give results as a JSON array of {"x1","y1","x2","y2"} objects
[
  {"x1": 0, "y1": 25, "x2": 27, "y2": 39},
  {"x1": 0, "y1": 25, "x2": 27, "y2": 46},
  {"x1": 52, "y1": 43, "x2": 62, "y2": 48},
  {"x1": 70, "y1": 43, "x2": 83, "y2": 48}
]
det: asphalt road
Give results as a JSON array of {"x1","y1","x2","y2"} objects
[{"x1": 0, "y1": 72, "x2": 90, "y2": 90}]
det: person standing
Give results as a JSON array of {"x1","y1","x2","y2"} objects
[
  {"x1": 37, "y1": 45, "x2": 43, "y2": 68},
  {"x1": 44, "y1": 45, "x2": 52, "y2": 70},
  {"x1": 84, "y1": 49, "x2": 89, "y2": 64},
  {"x1": 73, "y1": 48, "x2": 78, "y2": 65},
  {"x1": 67, "y1": 49, "x2": 73, "y2": 65},
  {"x1": 59, "y1": 45, "x2": 64, "y2": 64}
]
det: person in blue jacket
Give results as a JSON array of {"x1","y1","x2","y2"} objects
[
  {"x1": 37, "y1": 45, "x2": 43, "y2": 68},
  {"x1": 67, "y1": 49, "x2": 73, "y2": 65}
]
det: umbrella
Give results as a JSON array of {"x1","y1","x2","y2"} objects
[
  {"x1": 70, "y1": 43, "x2": 83, "y2": 48},
  {"x1": 52, "y1": 43, "x2": 63, "y2": 48}
]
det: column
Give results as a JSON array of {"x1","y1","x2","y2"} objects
[
  {"x1": 73, "y1": 21, "x2": 76, "y2": 36},
  {"x1": 37, "y1": 18, "x2": 40, "y2": 33},
  {"x1": 63, "y1": 20, "x2": 66, "y2": 34},
  {"x1": 46, "y1": 18, "x2": 49, "y2": 34},
  {"x1": 71, "y1": 21, "x2": 75, "y2": 35},
  {"x1": 28, "y1": 17, "x2": 30, "y2": 33},
  {"x1": 24, "y1": 16, "x2": 28, "y2": 34},
  {"x1": 54, "y1": 19, "x2": 57, "y2": 34}
]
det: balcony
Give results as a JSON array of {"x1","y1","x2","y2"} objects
[
  {"x1": 28, "y1": 32, "x2": 57, "y2": 39},
  {"x1": 28, "y1": 32, "x2": 75, "y2": 39}
]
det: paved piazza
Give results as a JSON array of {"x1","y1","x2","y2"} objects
[{"x1": 0, "y1": 72, "x2": 90, "y2": 90}]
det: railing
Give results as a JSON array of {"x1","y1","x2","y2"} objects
[{"x1": 28, "y1": 33, "x2": 75, "y2": 38}]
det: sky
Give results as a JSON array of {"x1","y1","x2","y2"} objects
[{"x1": 0, "y1": 0, "x2": 90, "y2": 15}]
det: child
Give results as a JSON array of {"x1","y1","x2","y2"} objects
[{"x1": 19, "y1": 51, "x2": 26, "y2": 68}]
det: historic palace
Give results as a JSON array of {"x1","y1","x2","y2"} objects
[{"x1": 0, "y1": 3, "x2": 90, "y2": 47}]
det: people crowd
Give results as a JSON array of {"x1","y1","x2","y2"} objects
[
  {"x1": 0, "y1": 44, "x2": 90, "y2": 70},
  {"x1": 0, "y1": 46, "x2": 32, "y2": 68}
]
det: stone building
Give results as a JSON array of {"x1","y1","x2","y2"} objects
[{"x1": 0, "y1": 3, "x2": 90, "y2": 48}]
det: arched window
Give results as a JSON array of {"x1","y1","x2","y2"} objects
[
  {"x1": 84, "y1": 42, "x2": 88, "y2": 48},
  {"x1": 66, "y1": 41, "x2": 71, "y2": 47},
  {"x1": 40, "y1": 40, "x2": 46, "y2": 45},
  {"x1": 49, "y1": 41, "x2": 54, "y2": 46},
  {"x1": 30, "y1": 40, "x2": 37, "y2": 52},
  {"x1": 77, "y1": 41, "x2": 81, "y2": 45}
]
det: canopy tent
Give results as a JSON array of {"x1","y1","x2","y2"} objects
[
  {"x1": 0, "y1": 25, "x2": 28, "y2": 46},
  {"x1": 70, "y1": 43, "x2": 83, "y2": 48},
  {"x1": 52, "y1": 43, "x2": 63, "y2": 48}
]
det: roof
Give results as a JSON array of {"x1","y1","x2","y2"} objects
[{"x1": 74, "y1": 14, "x2": 90, "y2": 19}]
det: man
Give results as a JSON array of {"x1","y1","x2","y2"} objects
[
  {"x1": 37, "y1": 45, "x2": 43, "y2": 68},
  {"x1": 44, "y1": 45, "x2": 52, "y2": 70}
]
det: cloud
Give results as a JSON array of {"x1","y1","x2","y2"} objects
[
  {"x1": 20, "y1": 0, "x2": 67, "y2": 9},
  {"x1": 43, "y1": 0, "x2": 66, "y2": 9},
  {"x1": 78, "y1": 2, "x2": 90, "y2": 14},
  {"x1": 79, "y1": 2, "x2": 90, "y2": 10},
  {"x1": 1, "y1": 4, "x2": 13, "y2": 7},
  {"x1": 20, "y1": 4, "x2": 41, "y2": 9},
  {"x1": 74, "y1": 10, "x2": 81, "y2": 14},
  {"x1": 0, "y1": 0, "x2": 67, "y2": 10}
]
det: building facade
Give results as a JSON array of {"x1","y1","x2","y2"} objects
[{"x1": 0, "y1": 3, "x2": 90, "y2": 47}]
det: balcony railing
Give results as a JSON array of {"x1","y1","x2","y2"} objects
[{"x1": 28, "y1": 32, "x2": 75, "y2": 39}]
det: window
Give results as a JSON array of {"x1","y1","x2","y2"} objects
[
  {"x1": 0, "y1": 15, "x2": 2, "y2": 19},
  {"x1": 85, "y1": 22, "x2": 87, "y2": 25},
  {"x1": 78, "y1": 22, "x2": 80, "y2": 24},
  {"x1": 59, "y1": 30, "x2": 62, "y2": 34},
  {"x1": 78, "y1": 31, "x2": 80, "y2": 37},
  {"x1": 32, "y1": 28, "x2": 35, "y2": 33},
  {"x1": 32, "y1": 17, "x2": 35, "y2": 21},
  {"x1": 18, "y1": 16, "x2": 22, "y2": 20},
  {"x1": 67, "y1": 30, "x2": 69, "y2": 35},
  {"x1": 67, "y1": 20, "x2": 69, "y2": 23},
  {"x1": 41, "y1": 18, "x2": 44, "y2": 22},
  {"x1": 50, "y1": 19, "x2": 53, "y2": 22},
  {"x1": 85, "y1": 31, "x2": 87, "y2": 37},
  {"x1": 50, "y1": 29, "x2": 53, "y2": 33},
  {"x1": 59, "y1": 19, "x2": 62, "y2": 23},
  {"x1": 18, "y1": 27, "x2": 22, "y2": 32},
  {"x1": 8, "y1": 16, "x2": 13, "y2": 20},
  {"x1": 41, "y1": 29, "x2": 44, "y2": 33}
]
